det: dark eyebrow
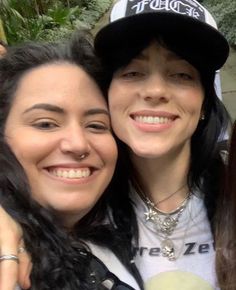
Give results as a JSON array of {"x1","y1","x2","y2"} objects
[
  {"x1": 84, "y1": 108, "x2": 110, "y2": 117},
  {"x1": 134, "y1": 49, "x2": 183, "y2": 62},
  {"x1": 23, "y1": 104, "x2": 109, "y2": 117},
  {"x1": 23, "y1": 103, "x2": 64, "y2": 114}
]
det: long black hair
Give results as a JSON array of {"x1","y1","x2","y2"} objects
[
  {"x1": 0, "y1": 31, "x2": 143, "y2": 289},
  {"x1": 215, "y1": 121, "x2": 236, "y2": 290},
  {"x1": 98, "y1": 32, "x2": 230, "y2": 236}
]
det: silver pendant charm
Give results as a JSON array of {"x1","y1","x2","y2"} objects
[
  {"x1": 160, "y1": 216, "x2": 177, "y2": 235},
  {"x1": 141, "y1": 192, "x2": 191, "y2": 262},
  {"x1": 144, "y1": 207, "x2": 157, "y2": 221},
  {"x1": 161, "y1": 239, "x2": 176, "y2": 261}
]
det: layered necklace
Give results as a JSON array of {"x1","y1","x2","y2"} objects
[{"x1": 137, "y1": 183, "x2": 191, "y2": 261}]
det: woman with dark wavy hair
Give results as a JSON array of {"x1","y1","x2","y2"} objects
[
  {"x1": 0, "y1": 0, "x2": 232, "y2": 289},
  {"x1": 0, "y1": 31, "x2": 143, "y2": 290}
]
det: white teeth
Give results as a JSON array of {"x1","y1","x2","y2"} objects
[
  {"x1": 51, "y1": 168, "x2": 91, "y2": 179},
  {"x1": 134, "y1": 116, "x2": 171, "y2": 124}
]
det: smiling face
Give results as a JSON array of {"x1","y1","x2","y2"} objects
[
  {"x1": 108, "y1": 41, "x2": 204, "y2": 161},
  {"x1": 4, "y1": 63, "x2": 117, "y2": 227}
]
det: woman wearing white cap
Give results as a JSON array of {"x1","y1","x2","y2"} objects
[
  {"x1": 95, "y1": 0, "x2": 230, "y2": 289},
  {"x1": 0, "y1": 0, "x2": 232, "y2": 289}
]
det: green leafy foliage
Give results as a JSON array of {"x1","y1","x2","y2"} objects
[
  {"x1": 202, "y1": 0, "x2": 236, "y2": 47},
  {"x1": 77, "y1": 0, "x2": 112, "y2": 30},
  {"x1": 0, "y1": 0, "x2": 113, "y2": 44},
  {"x1": 47, "y1": 3, "x2": 80, "y2": 26}
]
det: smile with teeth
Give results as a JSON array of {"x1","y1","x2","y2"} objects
[
  {"x1": 134, "y1": 116, "x2": 172, "y2": 124},
  {"x1": 49, "y1": 168, "x2": 91, "y2": 179}
]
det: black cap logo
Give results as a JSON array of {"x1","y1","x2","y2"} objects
[{"x1": 126, "y1": 0, "x2": 206, "y2": 22}]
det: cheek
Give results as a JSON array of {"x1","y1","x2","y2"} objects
[
  {"x1": 7, "y1": 137, "x2": 30, "y2": 161},
  {"x1": 184, "y1": 94, "x2": 204, "y2": 136},
  {"x1": 191, "y1": 98, "x2": 204, "y2": 117},
  {"x1": 105, "y1": 139, "x2": 118, "y2": 166},
  {"x1": 108, "y1": 91, "x2": 127, "y2": 132},
  {"x1": 181, "y1": 89, "x2": 204, "y2": 116},
  {"x1": 94, "y1": 136, "x2": 118, "y2": 167},
  {"x1": 108, "y1": 90, "x2": 118, "y2": 115},
  {"x1": 110, "y1": 115, "x2": 123, "y2": 139},
  {"x1": 108, "y1": 82, "x2": 128, "y2": 112},
  {"x1": 108, "y1": 81, "x2": 140, "y2": 118},
  {"x1": 6, "y1": 133, "x2": 53, "y2": 169}
]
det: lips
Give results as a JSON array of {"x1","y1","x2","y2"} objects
[
  {"x1": 45, "y1": 164, "x2": 97, "y2": 180},
  {"x1": 130, "y1": 111, "x2": 177, "y2": 125},
  {"x1": 134, "y1": 115, "x2": 172, "y2": 124},
  {"x1": 50, "y1": 168, "x2": 91, "y2": 179}
]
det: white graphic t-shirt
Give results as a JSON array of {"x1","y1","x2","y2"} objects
[{"x1": 131, "y1": 190, "x2": 219, "y2": 290}]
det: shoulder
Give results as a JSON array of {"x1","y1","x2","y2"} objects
[{"x1": 87, "y1": 242, "x2": 141, "y2": 290}]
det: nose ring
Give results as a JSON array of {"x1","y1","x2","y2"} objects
[{"x1": 79, "y1": 153, "x2": 87, "y2": 160}]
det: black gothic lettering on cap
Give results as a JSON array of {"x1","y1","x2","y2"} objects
[{"x1": 126, "y1": 0, "x2": 206, "y2": 22}]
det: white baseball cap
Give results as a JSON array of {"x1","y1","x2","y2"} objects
[{"x1": 95, "y1": 0, "x2": 229, "y2": 71}]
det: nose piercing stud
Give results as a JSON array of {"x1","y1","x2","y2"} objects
[{"x1": 79, "y1": 153, "x2": 87, "y2": 160}]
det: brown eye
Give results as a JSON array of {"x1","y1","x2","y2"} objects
[
  {"x1": 32, "y1": 120, "x2": 58, "y2": 130},
  {"x1": 123, "y1": 71, "x2": 142, "y2": 77},
  {"x1": 87, "y1": 122, "x2": 110, "y2": 133},
  {"x1": 170, "y1": 73, "x2": 193, "y2": 81},
  {"x1": 119, "y1": 71, "x2": 146, "y2": 82}
]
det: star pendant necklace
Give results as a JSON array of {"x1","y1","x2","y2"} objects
[{"x1": 142, "y1": 184, "x2": 190, "y2": 261}]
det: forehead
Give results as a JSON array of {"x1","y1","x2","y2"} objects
[
  {"x1": 16, "y1": 62, "x2": 95, "y2": 93},
  {"x1": 12, "y1": 62, "x2": 107, "y2": 108},
  {"x1": 18, "y1": 62, "x2": 88, "y2": 86},
  {"x1": 133, "y1": 41, "x2": 182, "y2": 62}
]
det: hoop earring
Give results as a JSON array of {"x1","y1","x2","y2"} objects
[{"x1": 78, "y1": 153, "x2": 88, "y2": 160}]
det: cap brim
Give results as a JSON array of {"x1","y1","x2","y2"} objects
[{"x1": 95, "y1": 12, "x2": 229, "y2": 71}]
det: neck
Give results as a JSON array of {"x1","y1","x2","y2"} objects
[
  {"x1": 56, "y1": 211, "x2": 83, "y2": 229},
  {"x1": 131, "y1": 145, "x2": 190, "y2": 212}
]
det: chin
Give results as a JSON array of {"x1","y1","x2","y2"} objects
[{"x1": 130, "y1": 143, "x2": 167, "y2": 159}]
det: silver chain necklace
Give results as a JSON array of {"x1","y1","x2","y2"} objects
[{"x1": 144, "y1": 194, "x2": 190, "y2": 261}]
